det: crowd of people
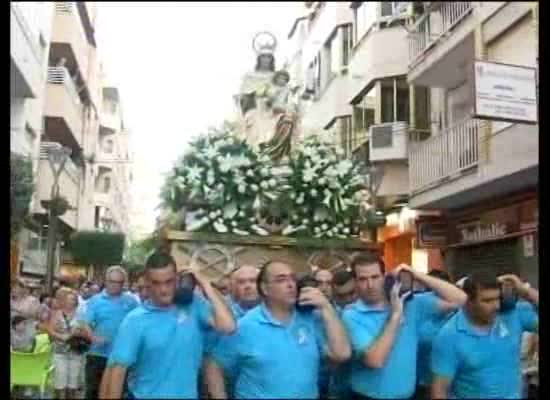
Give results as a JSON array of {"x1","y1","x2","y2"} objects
[{"x1": 11, "y1": 252, "x2": 538, "y2": 399}]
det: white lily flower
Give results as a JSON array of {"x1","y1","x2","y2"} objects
[
  {"x1": 187, "y1": 165, "x2": 202, "y2": 182},
  {"x1": 303, "y1": 167, "x2": 316, "y2": 183},
  {"x1": 203, "y1": 146, "x2": 218, "y2": 159}
]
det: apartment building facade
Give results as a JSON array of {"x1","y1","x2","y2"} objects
[
  {"x1": 286, "y1": 2, "x2": 538, "y2": 281},
  {"x1": 10, "y1": 2, "x2": 55, "y2": 278},
  {"x1": 95, "y1": 80, "x2": 133, "y2": 236},
  {"x1": 12, "y1": 2, "x2": 132, "y2": 282},
  {"x1": 407, "y1": 2, "x2": 539, "y2": 285},
  {"x1": 287, "y1": 2, "x2": 440, "y2": 271}
]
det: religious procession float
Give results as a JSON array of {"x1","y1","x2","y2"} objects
[{"x1": 159, "y1": 33, "x2": 385, "y2": 278}]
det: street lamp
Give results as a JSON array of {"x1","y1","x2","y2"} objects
[{"x1": 44, "y1": 144, "x2": 72, "y2": 294}]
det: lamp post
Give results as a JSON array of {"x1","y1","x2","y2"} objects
[{"x1": 44, "y1": 145, "x2": 71, "y2": 294}]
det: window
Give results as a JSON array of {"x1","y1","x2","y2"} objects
[
  {"x1": 396, "y1": 85, "x2": 410, "y2": 122},
  {"x1": 103, "y1": 139, "x2": 114, "y2": 154},
  {"x1": 381, "y1": 83, "x2": 394, "y2": 123},
  {"x1": 326, "y1": 24, "x2": 354, "y2": 83},
  {"x1": 103, "y1": 176, "x2": 111, "y2": 193},
  {"x1": 342, "y1": 24, "x2": 353, "y2": 67},
  {"x1": 353, "y1": 106, "x2": 375, "y2": 149},
  {"x1": 328, "y1": 31, "x2": 339, "y2": 79},
  {"x1": 351, "y1": 84, "x2": 375, "y2": 149},
  {"x1": 380, "y1": 2, "x2": 394, "y2": 17},
  {"x1": 381, "y1": 2, "x2": 409, "y2": 18},
  {"x1": 380, "y1": 77, "x2": 410, "y2": 123},
  {"x1": 306, "y1": 53, "x2": 322, "y2": 97},
  {"x1": 353, "y1": 2, "x2": 377, "y2": 44},
  {"x1": 413, "y1": 86, "x2": 430, "y2": 130}
]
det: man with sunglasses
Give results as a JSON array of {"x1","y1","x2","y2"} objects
[
  {"x1": 77, "y1": 266, "x2": 138, "y2": 399},
  {"x1": 209, "y1": 260, "x2": 351, "y2": 398}
]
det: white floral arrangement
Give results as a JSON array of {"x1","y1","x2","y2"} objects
[{"x1": 160, "y1": 129, "x2": 368, "y2": 237}]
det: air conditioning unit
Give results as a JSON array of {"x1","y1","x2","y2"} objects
[{"x1": 369, "y1": 121, "x2": 408, "y2": 161}]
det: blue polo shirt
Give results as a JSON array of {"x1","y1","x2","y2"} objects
[
  {"x1": 108, "y1": 297, "x2": 213, "y2": 399},
  {"x1": 204, "y1": 296, "x2": 250, "y2": 353},
  {"x1": 204, "y1": 297, "x2": 255, "y2": 397},
  {"x1": 82, "y1": 290, "x2": 138, "y2": 358},
  {"x1": 431, "y1": 301, "x2": 538, "y2": 399},
  {"x1": 417, "y1": 292, "x2": 456, "y2": 386},
  {"x1": 342, "y1": 293, "x2": 439, "y2": 399},
  {"x1": 329, "y1": 303, "x2": 352, "y2": 398},
  {"x1": 212, "y1": 303, "x2": 327, "y2": 399}
]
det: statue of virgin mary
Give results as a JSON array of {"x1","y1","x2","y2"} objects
[
  {"x1": 236, "y1": 32, "x2": 302, "y2": 159},
  {"x1": 236, "y1": 32, "x2": 281, "y2": 147}
]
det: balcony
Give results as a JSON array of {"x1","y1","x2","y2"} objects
[
  {"x1": 36, "y1": 142, "x2": 81, "y2": 230},
  {"x1": 408, "y1": 2, "x2": 476, "y2": 88},
  {"x1": 50, "y1": 2, "x2": 89, "y2": 83},
  {"x1": 409, "y1": 117, "x2": 480, "y2": 195},
  {"x1": 44, "y1": 67, "x2": 83, "y2": 151},
  {"x1": 10, "y1": 3, "x2": 44, "y2": 98}
]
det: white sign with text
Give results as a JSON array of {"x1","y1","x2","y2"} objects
[{"x1": 474, "y1": 61, "x2": 538, "y2": 124}]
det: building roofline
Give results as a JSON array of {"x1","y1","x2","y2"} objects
[{"x1": 288, "y1": 15, "x2": 308, "y2": 39}]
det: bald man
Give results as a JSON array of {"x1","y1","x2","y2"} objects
[
  {"x1": 227, "y1": 265, "x2": 260, "y2": 318},
  {"x1": 203, "y1": 265, "x2": 260, "y2": 397}
]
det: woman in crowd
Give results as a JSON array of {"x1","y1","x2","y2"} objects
[{"x1": 45, "y1": 290, "x2": 84, "y2": 399}]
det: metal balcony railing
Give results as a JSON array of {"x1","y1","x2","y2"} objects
[
  {"x1": 409, "y1": 117, "x2": 480, "y2": 193},
  {"x1": 408, "y1": 2, "x2": 473, "y2": 64}
]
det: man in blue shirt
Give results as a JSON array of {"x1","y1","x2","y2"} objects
[
  {"x1": 99, "y1": 251, "x2": 235, "y2": 399},
  {"x1": 416, "y1": 269, "x2": 459, "y2": 400},
  {"x1": 328, "y1": 269, "x2": 358, "y2": 398},
  {"x1": 203, "y1": 265, "x2": 260, "y2": 397},
  {"x1": 342, "y1": 254, "x2": 467, "y2": 399},
  {"x1": 210, "y1": 260, "x2": 351, "y2": 399},
  {"x1": 312, "y1": 268, "x2": 335, "y2": 397},
  {"x1": 431, "y1": 271, "x2": 539, "y2": 399},
  {"x1": 78, "y1": 266, "x2": 138, "y2": 399}
]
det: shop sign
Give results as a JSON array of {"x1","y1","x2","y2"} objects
[
  {"x1": 459, "y1": 221, "x2": 507, "y2": 243},
  {"x1": 450, "y1": 197, "x2": 537, "y2": 245},
  {"x1": 417, "y1": 219, "x2": 448, "y2": 248}
]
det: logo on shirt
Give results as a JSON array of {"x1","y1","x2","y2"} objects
[
  {"x1": 294, "y1": 326, "x2": 309, "y2": 345},
  {"x1": 176, "y1": 310, "x2": 188, "y2": 324},
  {"x1": 498, "y1": 321, "x2": 509, "y2": 338}
]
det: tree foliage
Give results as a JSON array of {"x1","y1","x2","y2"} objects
[
  {"x1": 122, "y1": 232, "x2": 159, "y2": 274},
  {"x1": 68, "y1": 231, "x2": 126, "y2": 267},
  {"x1": 11, "y1": 153, "x2": 34, "y2": 237}
]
